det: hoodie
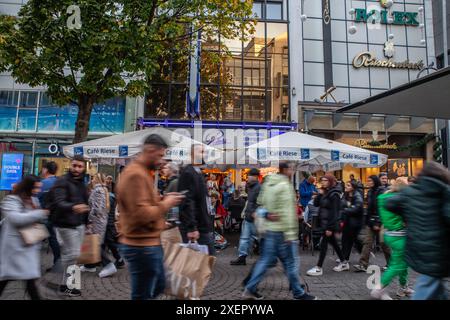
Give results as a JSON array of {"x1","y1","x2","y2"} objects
[{"x1": 257, "y1": 174, "x2": 298, "y2": 241}]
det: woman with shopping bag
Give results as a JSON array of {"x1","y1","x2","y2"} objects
[
  {"x1": 80, "y1": 173, "x2": 110, "y2": 273},
  {"x1": 0, "y1": 175, "x2": 49, "y2": 300}
]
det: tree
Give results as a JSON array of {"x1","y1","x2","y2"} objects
[{"x1": 0, "y1": 0, "x2": 254, "y2": 143}]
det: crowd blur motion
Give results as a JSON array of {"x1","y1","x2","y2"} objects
[{"x1": 0, "y1": 133, "x2": 449, "y2": 300}]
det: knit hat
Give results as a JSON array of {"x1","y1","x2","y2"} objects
[{"x1": 248, "y1": 168, "x2": 260, "y2": 176}]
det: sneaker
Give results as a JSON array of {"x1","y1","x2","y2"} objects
[
  {"x1": 306, "y1": 266, "x2": 323, "y2": 276},
  {"x1": 59, "y1": 285, "x2": 81, "y2": 297},
  {"x1": 333, "y1": 262, "x2": 350, "y2": 272},
  {"x1": 353, "y1": 264, "x2": 367, "y2": 272},
  {"x1": 114, "y1": 259, "x2": 125, "y2": 269},
  {"x1": 99, "y1": 262, "x2": 117, "y2": 278},
  {"x1": 230, "y1": 256, "x2": 246, "y2": 266},
  {"x1": 80, "y1": 266, "x2": 97, "y2": 273},
  {"x1": 370, "y1": 288, "x2": 393, "y2": 300},
  {"x1": 242, "y1": 289, "x2": 264, "y2": 300},
  {"x1": 294, "y1": 293, "x2": 317, "y2": 300},
  {"x1": 397, "y1": 286, "x2": 415, "y2": 298},
  {"x1": 335, "y1": 258, "x2": 341, "y2": 264}
]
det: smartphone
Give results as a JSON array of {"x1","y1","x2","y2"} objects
[{"x1": 179, "y1": 190, "x2": 189, "y2": 195}]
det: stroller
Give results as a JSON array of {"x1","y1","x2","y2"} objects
[{"x1": 214, "y1": 200, "x2": 229, "y2": 250}]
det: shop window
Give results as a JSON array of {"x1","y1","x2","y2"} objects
[
  {"x1": 266, "y1": 2, "x2": 283, "y2": 20},
  {"x1": 0, "y1": 90, "x2": 18, "y2": 131},
  {"x1": 90, "y1": 98, "x2": 126, "y2": 133},
  {"x1": 17, "y1": 91, "x2": 38, "y2": 131},
  {"x1": 252, "y1": 1, "x2": 262, "y2": 19},
  {"x1": 37, "y1": 93, "x2": 76, "y2": 132}
]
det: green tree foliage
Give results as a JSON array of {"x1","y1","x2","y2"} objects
[{"x1": 0, "y1": 0, "x2": 254, "y2": 142}]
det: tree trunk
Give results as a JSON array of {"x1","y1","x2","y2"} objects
[{"x1": 73, "y1": 95, "x2": 94, "y2": 144}]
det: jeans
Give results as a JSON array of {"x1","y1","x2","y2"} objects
[
  {"x1": 238, "y1": 220, "x2": 258, "y2": 257},
  {"x1": 245, "y1": 231, "x2": 305, "y2": 298},
  {"x1": 181, "y1": 231, "x2": 216, "y2": 256},
  {"x1": 359, "y1": 226, "x2": 391, "y2": 268},
  {"x1": 119, "y1": 244, "x2": 165, "y2": 300},
  {"x1": 412, "y1": 274, "x2": 448, "y2": 300},
  {"x1": 317, "y1": 231, "x2": 344, "y2": 267},
  {"x1": 381, "y1": 235, "x2": 408, "y2": 287},
  {"x1": 56, "y1": 225, "x2": 85, "y2": 287},
  {"x1": 45, "y1": 220, "x2": 61, "y2": 264}
]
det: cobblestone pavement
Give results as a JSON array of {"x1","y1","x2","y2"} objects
[{"x1": 1, "y1": 233, "x2": 449, "y2": 300}]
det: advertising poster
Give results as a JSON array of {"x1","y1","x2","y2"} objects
[{"x1": 0, "y1": 153, "x2": 24, "y2": 191}]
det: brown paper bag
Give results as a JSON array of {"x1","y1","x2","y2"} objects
[
  {"x1": 161, "y1": 227, "x2": 182, "y2": 246},
  {"x1": 163, "y1": 241, "x2": 216, "y2": 300},
  {"x1": 77, "y1": 234, "x2": 101, "y2": 264}
]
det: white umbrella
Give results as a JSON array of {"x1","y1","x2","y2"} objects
[
  {"x1": 247, "y1": 131, "x2": 387, "y2": 172},
  {"x1": 63, "y1": 127, "x2": 222, "y2": 163}
]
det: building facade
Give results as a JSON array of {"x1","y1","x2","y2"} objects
[
  {"x1": 0, "y1": 1, "x2": 137, "y2": 179},
  {"x1": 290, "y1": 0, "x2": 437, "y2": 182},
  {"x1": 1, "y1": 0, "x2": 440, "y2": 185}
]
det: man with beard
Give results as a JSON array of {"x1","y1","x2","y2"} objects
[
  {"x1": 116, "y1": 134, "x2": 184, "y2": 300},
  {"x1": 51, "y1": 156, "x2": 90, "y2": 297}
]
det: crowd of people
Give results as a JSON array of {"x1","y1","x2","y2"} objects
[{"x1": 0, "y1": 133, "x2": 449, "y2": 301}]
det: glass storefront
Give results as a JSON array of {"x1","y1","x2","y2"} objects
[
  {"x1": 144, "y1": 0, "x2": 290, "y2": 122},
  {"x1": 0, "y1": 91, "x2": 126, "y2": 134}
]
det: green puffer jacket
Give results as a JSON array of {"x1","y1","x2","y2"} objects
[
  {"x1": 378, "y1": 192, "x2": 405, "y2": 232},
  {"x1": 385, "y1": 177, "x2": 450, "y2": 278},
  {"x1": 257, "y1": 174, "x2": 298, "y2": 241}
]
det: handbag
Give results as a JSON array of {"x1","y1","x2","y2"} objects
[{"x1": 19, "y1": 223, "x2": 49, "y2": 246}]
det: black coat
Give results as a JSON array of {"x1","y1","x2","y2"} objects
[
  {"x1": 366, "y1": 186, "x2": 385, "y2": 228},
  {"x1": 177, "y1": 165, "x2": 212, "y2": 234},
  {"x1": 341, "y1": 191, "x2": 364, "y2": 228},
  {"x1": 50, "y1": 172, "x2": 89, "y2": 228},
  {"x1": 314, "y1": 187, "x2": 342, "y2": 232},
  {"x1": 385, "y1": 176, "x2": 450, "y2": 278},
  {"x1": 228, "y1": 196, "x2": 245, "y2": 220},
  {"x1": 244, "y1": 181, "x2": 261, "y2": 222}
]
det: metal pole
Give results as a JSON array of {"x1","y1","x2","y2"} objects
[{"x1": 444, "y1": 0, "x2": 450, "y2": 166}]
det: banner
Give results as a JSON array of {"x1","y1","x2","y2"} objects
[
  {"x1": 73, "y1": 145, "x2": 128, "y2": 158},
  {"x1": 0, "y1": 153, "x2": 24, "y2": 191}
]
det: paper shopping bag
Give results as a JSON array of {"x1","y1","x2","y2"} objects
[
  {"x1": 77, "y1": 234, "x2": 101, "y2": 264},
  {"x1": 161, "y1": 227, "x2": 182, "y2": 246},
  {"x1": 163, "y1": 241, "x2": 216, "y2": 300}
]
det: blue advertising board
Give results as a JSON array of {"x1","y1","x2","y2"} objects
[{"x1": 0, "y1": 153, "x2": 24, "y2": 191}]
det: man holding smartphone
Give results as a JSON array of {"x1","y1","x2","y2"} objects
[{"x1": 178, "y1": 144, "x2": 215, "y2": 256}]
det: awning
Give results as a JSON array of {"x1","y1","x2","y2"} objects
[{"x1": 337, "y1": 67, "x2": 450, "y2": 119}]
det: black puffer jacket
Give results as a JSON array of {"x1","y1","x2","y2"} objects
[
  {"x1": 50, "y1": 172, "x2": 89, "y2": 228},
  {"x1": 314, "y1": 186, "x2": 342, "y2": 232},
  {"x1": 385, "y1": 176, "x2": 450, "y2": 278},
  {"x1": 341, "y1": 191, "x2": 364, "y2": 228},
  {"x1": 366, "y1": 178, "x2": 386, "y2": 228}
]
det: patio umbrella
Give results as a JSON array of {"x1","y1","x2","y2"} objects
[
  {"x1": 63, "y1": 127, "x2": 223, "y2": 163},
  {"x1": 247, "y1": 131, "x2": 387, "y2": 172}
]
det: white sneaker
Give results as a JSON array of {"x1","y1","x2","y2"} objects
[
  {"x1": 306, "y1": 266, "x2": 323, "y2": 276},
  {"x1": 335, "y1": 258, "x2": 341, "y2": 264},
  {"x1": 99, "y1": 262, "x2": 118, "y2": 278},
  {"x1": 370, "y1": 288, "x2": 393, "y2": 300},
  {"x1": 80, "y1": 266, "x2": 97, "y2": 273},
  {"x1": 397, "y1": 286, "x2": 415, "y2": 297},
  {"x1": 333, "y1": 262, "x2": 350, "y2": 272}
]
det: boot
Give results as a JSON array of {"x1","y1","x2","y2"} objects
[{"x1": 230, "y1": 256, "x2": 246, "y2": 265}]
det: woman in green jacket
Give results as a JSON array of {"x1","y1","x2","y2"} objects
[{"x1": 371, "y1": 177, "x2": 414, "y2": 300}]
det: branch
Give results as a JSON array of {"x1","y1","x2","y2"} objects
[
  {"x1": 63, "y1": 42, "x2": 80, "y2": 94},
  {"x1": 146, "y1": 0, "x2": 159, "y2": 26}
]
